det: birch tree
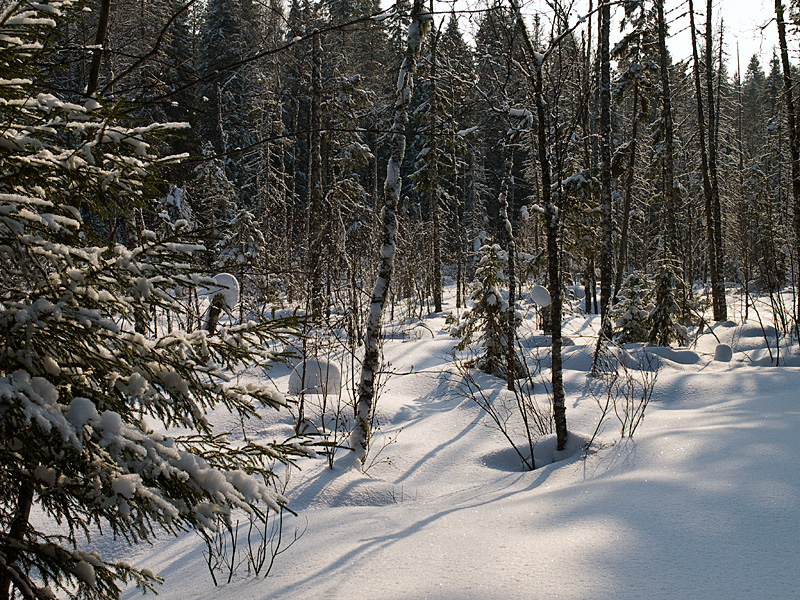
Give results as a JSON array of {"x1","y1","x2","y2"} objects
[{"x1": 351, "y1": 0, "x2": 432, "y2": 467}]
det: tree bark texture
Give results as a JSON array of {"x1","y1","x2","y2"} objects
[
  {"x1": 87, "y1": 0, "x2": 111, "y2": 96},
  {"x1": 598, "y1": 0, "x2": 614, "y2": 336},
  {"x1": 614, "y1": 81, "x2": 639, "y2": 302},
  {"x1": 309, "y1": 29, "x2": 326, "y2": 317},
  {"x1": 656, "y1": 0, "x2": 678, "y2": 258},
  {"x1": 705, "y1": 0, "x2": 727, "y2": 320},
  {"x1": 509, "y1": 0, "x2": 568, "y2": 451},
  {"x1": 0, "y1": 479, "x2": 34, "y2": 600}
]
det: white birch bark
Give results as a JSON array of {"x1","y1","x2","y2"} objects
[{"x1": 349, "y1": 0, "x2": 432, "y2": 468}]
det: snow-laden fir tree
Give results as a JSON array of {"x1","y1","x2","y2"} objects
[
  {"x1": 453, "y1": 240, "x2": 518, "y2": 378},
  {"x1": 0, "y1": 4, "x2": 312, "y2": 598},
  {"x1": 647, "y1": 260, "x2": 689, "y2": 347},
  {"x1": 611, "y1": 272, "x2": 653, "y2": 344}
]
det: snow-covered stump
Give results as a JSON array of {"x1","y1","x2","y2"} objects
[
  {"x1": 203, "y1": 273, "x2": 239, "y2": 333},
  {"x1": 714, "y1": 344, "x2": 733, "y2": 362},
  {"x1": 288, "y1": 359, "x2": 342, "y2": 397}
]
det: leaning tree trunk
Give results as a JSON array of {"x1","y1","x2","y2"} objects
[
  {"x1": 351, "y1": 0, "x2": 431, "y2": 467},
  {"x1": 86, "y1": 0, "x2": 111, "y2": 96},
  {"x1": 775, "y1": 0, "x2": 800, "y2": 337}
]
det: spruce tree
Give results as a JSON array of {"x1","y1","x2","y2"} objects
[{"x1": 0, "y1": 5, "x2": 311, "y2": 598}]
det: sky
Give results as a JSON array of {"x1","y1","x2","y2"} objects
[
  {"x1": 423, "y1": 0, "x2": 785, "y2": 75},
  {"x1": 666, "y1": 0, "x2": 781, "y2": 73}
]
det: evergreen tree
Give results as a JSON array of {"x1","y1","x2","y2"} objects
[
  {"x1": 0, "y1": 6, "x2": 311, "y2": 598},
  {"x1": 647, "y1": 261, "x2": 689, "y2": 346},
  {"x1": 453, "y1": 242, "x2": 517, "y2": 378},
  {"x1": 612, "y1": 272, "x2": 653, "y2": 344}
]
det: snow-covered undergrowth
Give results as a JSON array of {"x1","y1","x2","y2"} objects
[{"x1": 108, "y1": 285, "x2": 798, "y2": 599}]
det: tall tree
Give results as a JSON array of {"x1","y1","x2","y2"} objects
[
  {"x1": 774, "y1": 0, "x2": 800, "y2": 330},
  {"x1": 598, "y1": 0, "x2": 614, "y2": 336},
  {"x1": 705, "y1": 0, "x2": 727, "y2": 320},
  {"x1": 509, "y1": 0, "x2": 569, "y2": 451},
  {"x1": 351, "y1": 0, "x2": 432, "y2": 467},
  {"x1": 656, "y1": 0, "x2": 678, "y2": 257},
  {"x1": 688, "y1": 0, "x2": 726, "y2": 321},
  {"x1": 0, "y1": 5, "x2": 311, "y2": 598}
]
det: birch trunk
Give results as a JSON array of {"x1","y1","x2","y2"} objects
[{"x1": 350, "y1": 0, "x2": 431, "y2": 467}]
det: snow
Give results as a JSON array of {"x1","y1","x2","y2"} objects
[
  {"x1": 714, "y1": 343, "x2": 734, "y2": 362},
  {"x1": 287, "y1": 359, "x2": 342, "y2": 396},
  {"x1": 529, "y1": 283, "x2": 551, "y2": 307},
  {"x1": 203, "y1": 273, "x2": 240, "y2": 309},
  {"x1": 38, "y1": 285, "x2": 796, "y2": 600}
]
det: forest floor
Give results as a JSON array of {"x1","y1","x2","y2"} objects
[{"x1": 111, "y1": 285, "x2": 799, "y2": 599}]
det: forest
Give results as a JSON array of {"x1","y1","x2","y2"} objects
[{"x1": 1, "y1": 0, "x2": 799, "y2": 598}]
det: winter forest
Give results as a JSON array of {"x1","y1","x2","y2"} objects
[{"x1": 2, "y1": 0, "x2": 799, "y2": 598}]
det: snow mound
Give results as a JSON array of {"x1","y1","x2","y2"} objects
[
  {"x1": 529, "y1": 284, "x2": 551, "y2": 307},
  {"x1": 287, "y1": 464, "x2": 399, "y2": 510},
  {"x1": 288, "y1": 359, "x2": 342, "y2": 396},
  {"x1": 646, "y1": 346, "x2": 700, "y2": 366},
  {"x1": 714, "y1": 344, "x2": 733, "y2": 362}
]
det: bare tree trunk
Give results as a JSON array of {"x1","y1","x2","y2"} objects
[
  {"x1": 688, "y1": 0, "x2": 724, "y2": 321},
  {"x1": 706, "y1": 0, "x2": 727, "y2": 320},
  {"x1": 775, "y1": 0, "x2": 800, "y2": 335},
  {"x1": 309, "y1": 29, "x2": 325, "y2": 317},
  {"x1": 0, "y1": 480, "x2": 34, "y2": 600},
  {"x1": 598, "y1": 0, "x2": 614, "y2": 336},
  {"x1": 351, "y1": 0, "x2": 431, "y2": 467},
  {"x1": 657, "y1": 0, "x2": 678, "y2": 259},
  {"x1": 430, "y1": 30, "x2": 443, "y2": 313},
  {"x1": 87, "y1": 0, "x2": 111, "y2": 96},
  {"x1": 509, "y1": 0, "x2": 568, "y2": 451},
  {"x1": 614, "y1": 81, "x2": 640, "y2": 302},
  {"x1": 499, "y1": 157, "x2": 517, "y2": 391}
]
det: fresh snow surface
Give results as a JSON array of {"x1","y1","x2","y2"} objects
[{"x1": 91, "y1": 286, "x2": 798, "y2": 599}]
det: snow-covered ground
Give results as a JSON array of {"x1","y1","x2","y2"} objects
[{"x1": 111, "y1": 287, "x2": 799, "y2": 599}]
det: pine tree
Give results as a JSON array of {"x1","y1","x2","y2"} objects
[{"x1": 0, "y1": 6, "x2": 311, "y2": 598}]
